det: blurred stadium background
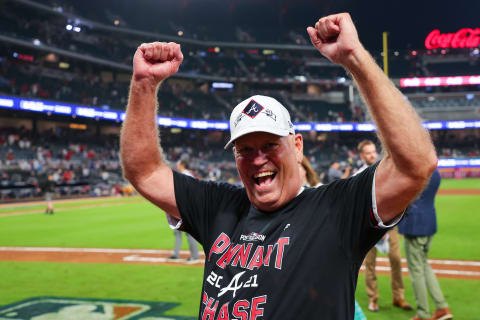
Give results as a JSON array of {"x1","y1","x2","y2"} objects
[{"x1": 0, "y1": 0, "x2": 479, "y2": 319}]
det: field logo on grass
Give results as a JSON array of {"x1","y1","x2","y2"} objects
[{"x1": 0, "y1": 297, "x2": 195, "y2": 320}]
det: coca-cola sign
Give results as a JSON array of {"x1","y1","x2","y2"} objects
[{"x1": 425, "y1": 28, "x2": 480, "y2": 49}]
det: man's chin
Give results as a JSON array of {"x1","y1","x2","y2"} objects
[{"x1": 251, "y1": 193, "x2": 281, "y2": 212}]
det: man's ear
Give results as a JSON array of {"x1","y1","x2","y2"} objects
[{"x1": 294, "y1": 134, "x2": 303, "y2": 163}]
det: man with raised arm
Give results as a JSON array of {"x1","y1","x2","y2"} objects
[{"x1": 120, "y1": 13, "x2": 437, "y2": 320}]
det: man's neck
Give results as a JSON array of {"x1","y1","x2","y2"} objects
[{"x1": 297, "y1": 185, "x2": 305, "y2": 196}]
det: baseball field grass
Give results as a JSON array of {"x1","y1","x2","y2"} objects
[
  {"x1": 439, "y1": 177, "x2": 480, "y2": 189},
  {"x1": 0, "y1": 261, "x2": 203, "y2": 318},
  {"x1": 0, "y1": 178, "x2": 479, "y2": 319},
  {"x1": 0, "y1": 261, "x2": 477, "y2": 320}
]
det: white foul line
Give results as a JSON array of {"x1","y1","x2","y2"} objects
[
  {"x1": 376, "y1": 256, "x2": 480, "y2": 267},
  {"x1": 360, "y1": 265, "x2": 480, "y2": 277}
]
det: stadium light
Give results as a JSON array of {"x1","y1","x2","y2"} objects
[
  {"x1": 294, "y1": 75, "x2": 307, "y2": 82},
  {"x1": 212, "y1": 82, "x2": 234, "y2": 89}
]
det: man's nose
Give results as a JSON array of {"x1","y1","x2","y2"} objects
[{"x1": 252, "y1": 150, "x2": 268, "y2": 165}]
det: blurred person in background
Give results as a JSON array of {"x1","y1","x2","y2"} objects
[
  {"x1": 398, "y1": 169, "x2": 453, "y2": 320},
  {"x1": 326, "y1": 160, "x2": 351, "y2": 183},
  {"x1": 299, "y1": 156, "x2": 322, "y2": 187},
  {"x1": 38, "y1": 171, "x2": 56, "y2": 214},
  {"x1": 168, "y1": 159, "x2": 200, "y2": 262},
  {"x1": 356, "y1": 139, "x2": 412, "y2": 312}
]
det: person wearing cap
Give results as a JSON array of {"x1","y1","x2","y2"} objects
[{"x1": 121, "y1": 13, "x2": 437, "y2": 320}]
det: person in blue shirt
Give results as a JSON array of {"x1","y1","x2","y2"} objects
[{"x1": 398, "y1": 169, "x2": 453, "y2": 320}]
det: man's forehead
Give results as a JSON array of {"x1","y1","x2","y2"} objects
[
  {"x1": 234, "y1": 132, "x2": 284, "y2": 146},
  {"x1": 363, "y1": 144, "x2": 377, "y2": 152}
]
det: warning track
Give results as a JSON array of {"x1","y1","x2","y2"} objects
[{"x1": 1, "y1": 247, "x2": 479, "y2": 280}]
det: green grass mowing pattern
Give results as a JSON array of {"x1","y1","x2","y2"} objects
[
  {"x1": 0, "y1": 261, "x2": 478, "y2": 319},
  {"x1": 355, "y1": 273, "x2": 479, "y2": 320},
  {"x1": 376, "y1": 195, "x2": 480, "y2": 261},
  {"x1": 2, "y1": 195, "x2": 478, "y2": 260},
  {"x1": 0, "y1": 261, "x2": 203, "y2": 318},
  {"x1": 426, "y1": 195, "x2": 480, "y2": 260},
  {"x1": 0, "y1": 196, "x2": 143, "y2": 213},
  {"x1": 0, "y1": 200, "x2": 198, "y2": 250},
  {"x1": 439, "y1": 178, "x2": 480, "y2": 189}
]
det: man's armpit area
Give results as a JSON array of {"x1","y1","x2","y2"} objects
[
  {"x1": 370, "y1": 169, "x2": 405, "y2": 229},
  {"x1": 166, "y1": 213, "x2": 183, "y2": 230}
]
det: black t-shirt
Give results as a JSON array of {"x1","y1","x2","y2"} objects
[{"x1": 173, "y1": 164, "x2": 387, "y2": 320}]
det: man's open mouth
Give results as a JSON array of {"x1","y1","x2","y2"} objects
[{"x1": 253, "y1": 171, "x2": 277, "y2": 185}]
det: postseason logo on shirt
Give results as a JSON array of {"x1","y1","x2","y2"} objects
[{"x1": 240, "y1": 232, "x2": 266, "y2": 242}]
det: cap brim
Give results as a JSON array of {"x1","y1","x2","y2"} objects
[{"x1": 224, "y1": 126, "x2": 291, "y2": 149}]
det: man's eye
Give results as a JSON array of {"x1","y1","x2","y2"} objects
[
  {"x1": 264, "y1": 143, "x2": 278, "y2": 151},
  {"x1": 238, "y1": 148, "x2": 253, "y2": 156}
]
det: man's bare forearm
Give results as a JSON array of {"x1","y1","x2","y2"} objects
[
  {"x1": 346, "y1": 49, "x2": 437, "y2": 177},
  {"x1": 120, "y1": 78, "x2": 166, "y2": 184}
]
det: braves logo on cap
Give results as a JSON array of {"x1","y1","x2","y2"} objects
[{"x1": 242, "y1": 100, "x2": 264, "y2": 118}]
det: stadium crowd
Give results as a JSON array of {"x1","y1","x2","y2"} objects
[{"x1": 1, "y1": 124, "x2": 478, "y2": 202}]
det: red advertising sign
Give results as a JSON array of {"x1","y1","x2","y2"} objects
[
  {"x1": 400, "y1": 75, "x2": 480, "y2": 87},
  {"x1": 425, "y1": 28, "x2": 480, "y2": 49}
]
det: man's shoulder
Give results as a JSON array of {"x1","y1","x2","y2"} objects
[
  {"x1": 353, "y1": 164, "x2": 368, "y2": 176},
  {"x1": 174, "y1": 170, "x2": 247, "y2": 201}
]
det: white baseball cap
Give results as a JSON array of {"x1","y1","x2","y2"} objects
[{"x1": 224, "y1": 95, "x2": 295, "y2": 149}]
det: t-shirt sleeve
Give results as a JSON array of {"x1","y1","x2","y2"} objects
[
  {"x1": 324, "y1": 163, "x2": 401, "y2": 262},
  {"x1": 172, "y1": 170, "x2": 245, "y2": 246}
]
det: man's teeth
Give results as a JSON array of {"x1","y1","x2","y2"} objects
[{"x1": 254, "y1": 171, "x2": 275, "y2": 178}]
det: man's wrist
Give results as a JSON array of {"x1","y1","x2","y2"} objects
[
  {"x1": 131, "y1": 76, "x2": 162, "y2": 93},
  {"x1": 341, "y1": 47, "x2": 373, "y2": 78}
]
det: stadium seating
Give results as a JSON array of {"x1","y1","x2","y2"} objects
[
  {"x1": 1, "y1": 122, "x2": 478, "y2": 201},
  {"x1": 1, "y1": 0, "x2": 479, "y2": 202}
]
